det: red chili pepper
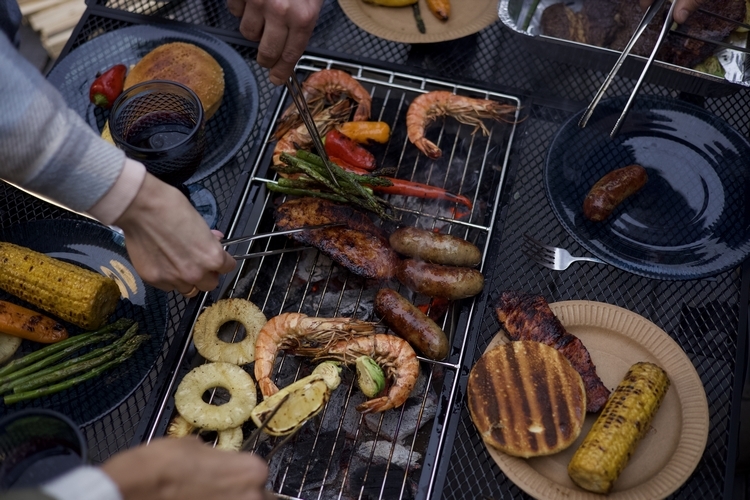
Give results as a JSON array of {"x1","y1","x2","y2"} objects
[
  {"x1": 333, "y1": 159, "x2": 473, "y2": 211},
  {"x1": 324, "y1": 129, "x2": 376, "y2": 171},
  {"x1": 89, "y1": 64, "x2": 127, "y2": 109},
  {"x1": 417, "y1": 298, "x2": 451, "y2": 321}
]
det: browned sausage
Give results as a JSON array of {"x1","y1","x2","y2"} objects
[
  {"x1": 396, "y1": 259, "x2": 484, "y2": 300},
  {"x1": 374, "y1": 288, "x2": 449, "y2": 360},
  {"x1": 583, "y1": 165, "x2": 648, "y2": 222},
  {"x1": 389, "y1": 226, "x2": 481, "y2": 267}
]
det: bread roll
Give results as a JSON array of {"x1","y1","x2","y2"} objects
[
  {"x1": 467, "y1": 340, "x2": 586, "y2": 458},
  {"x1": 124, "y1": 42, "x2": 225, "y2": 119}
]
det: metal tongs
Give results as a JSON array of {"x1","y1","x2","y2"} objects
[
  {"x1": 240, "y1": 394, "x2": 299, "y2": 460},
  {"x1": 579, "y1": 0, "x2": 678, "y2": 137},
  {"x1": 222, "y1": 224, "x2": 343, "y2": 260}
]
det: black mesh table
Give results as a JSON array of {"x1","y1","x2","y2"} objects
[{"x1": 2, "y1": 0, "x2": 748, "y2": 498}]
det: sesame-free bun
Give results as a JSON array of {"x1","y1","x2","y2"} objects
[
  {"x1": 124, "y1": 42, "x2": 225, "y2": 119},
  {"x1": 467, "y1": 340, "x2": 587, "y2": 458}
]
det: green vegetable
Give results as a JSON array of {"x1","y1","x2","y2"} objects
[
  {"x1": 694, "y1": 56, "x2": 725, "y2": 78},
  {"x1": 355, "y1": 356, "x2": 385, "y2": 398}
]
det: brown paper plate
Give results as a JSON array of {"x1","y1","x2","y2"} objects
[
  {"x1": 479, "y1": 300, "x2": 709, "y2": 500},
  {"x1": 337, "y1": 0, "x2": 500, "y2": 44}
]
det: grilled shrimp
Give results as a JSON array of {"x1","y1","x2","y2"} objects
[
  {"x1": 274, "y1": 69, "x2": 372, "y2": 139},
  {"x1": 272, "y1": 99, "x2": 352, "y2": 166},
  {"x1": 254, "y1": 313, "x2": 376, "y2": 397},
  {"x1": 406, "y1": 91, "x2": 518, "y2": 159},
  {"x1": 296, "y1": 334, "x2": 420, "y2": 413}
]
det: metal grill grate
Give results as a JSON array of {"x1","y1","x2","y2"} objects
[{"x1": 148, "y1": 56, "x2": 522, "y2": 499}]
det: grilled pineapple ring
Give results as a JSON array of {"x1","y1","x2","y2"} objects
[
  {"x1": 193, "y1": 299, "x2": 266, "y2": 365},
  {"x1": 167, "y1": 414, "x2": 243, "y2": 451},
  {"x1": 174, "y1": 362, "x2": 257, "y2": 431}
]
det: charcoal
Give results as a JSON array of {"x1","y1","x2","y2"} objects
[
  {"x1": 364, "y1": 377, "x2": 438, "y2": 442},
  {"x1": 355, "y1": 441, "x2": 422, "y2": 471},
  {"x1": 345, "y1": 464, "x2": 417, "y2": 500},
  {"x1": 274, "y1": 430, "x2": 346, "y2": 496}
]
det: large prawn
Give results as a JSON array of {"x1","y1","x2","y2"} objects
[
  {"x1": 406, "y1": 91, "x2": 518, "y2": 159},
  {"x1": 254, "y1": 313, "x2": 376, "y2": 397},
  {"x1": 295, "y1": 334, "x2": 420, "y2": 413},
  {"x1": 274, "y1": 69, "x2": 372, "y2": 140}
]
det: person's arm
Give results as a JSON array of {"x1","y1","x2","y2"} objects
[
  {"x1": 226, "y1": 0, "x2": 325, "y2": 85},
  {"x1": 639, "y1": 0, "x2": 704, "y2": 24},
  {"x1": 0, "y1": 33, "x2": 235, "y2": 295}
]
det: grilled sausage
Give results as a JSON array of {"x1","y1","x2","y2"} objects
[
  {"x1": 583, "y1": 165, "x2": 648, "y2": 222},
  {"x1": 389, "y1": 226, "x2": 481, "y2": 267},
  {"x1": 374, "y1": 288, "x2": 449, "y2": 360},
  {"x1": 396, "y1": 259, "x2": 484, "y2": 300}
]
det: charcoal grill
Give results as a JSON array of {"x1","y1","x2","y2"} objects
[{"x1": 146, "y1": 55, "x2": 522, "y2": 499}]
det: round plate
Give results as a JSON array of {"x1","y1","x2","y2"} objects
[
  {"x1": 0, "y1": 219, "x2": 168, "y2": 426},
  {"x1": 479, "y1": 300, "x2": 709, "y2": 500},
  {"x1": 545, "y1": 95, "x2": 750, "y2": 280},
  {"x1": 47, "y1": 25, "x2": 259, "y2": 184},
  {"x1": 338, "y1": 0, "x2": 499, "y2": 44}
]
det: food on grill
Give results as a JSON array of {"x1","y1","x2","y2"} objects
[
  {"x1": 568, "y1": 362, "x2": 670, "y2": 493},
  {"x1": 275, "y1": 69, "x2": 372, "y2": 140},
  {"x1": 174, "y1": 362, "x2": 257, "y2": 431},
  {"x1": 0, "y1": 300, "x2": 67, "y2": 344},
  {"x1": 89, "y1": 63, "x2": 127, "y2": 109},
  {"x1": 396, "y1": 259, "x2": 485, "y2": 300},
  {"x1": 250, "y1": 362, "x2": 341, "y2": 436},
  {"x1": 361, "y1": 0, "x2": 417, "y2": 7},
  {"x1": 274, "y1": 100, "x2": 352, "y2": 165},
  {"x1": 274, "y1": 197, "x2": 399, "y2": 280},
  {"x1": 355, "y1": 356, "x2": 386, "y2": 397},
  {"x1": 192, "y1": 298, "x2": 266, "y2": 365},
  {"x1": 374, "y1": 288, "x2": 449, "y2": 360},
  {"x1": 123, "y1": 41, "x2": 225, "y2": 119},
  {"x1": 389, "y1": 226, "x2": 481, "y2": 267},
  {"x1": 539, "y1": 0, "x2": 747, "y2": 72},
  {"x1": 583, "y1": 165, "x2": 648, "y2": 222},
  {"x1": 324, "y1": 129, "x2": 377, "y2": 171},
  {"x1": 467, "y1": 340, "x2": 586, "y2": 458},
  {"x1": 0, "y1": 334, "x2": 21, "y2": 365},
  {"x1": 166, "y1": 414, "x2": 243, "y2": 451},
  {"x1": 294, "y1": 333, "x2": 420, "y2": 413},
  {"x1": 337, "y1": 121, "x2": 391, "y2": 144},
  {"x1": 254, "y1": 312, "x2": 376, "y2": 397},
  {"x1": 426, "y1": 0, "x2": 450, "y2": 21},
  {"x1": 495, "y1": 291, "x2": 610, "y2": 412},
  {"x1": 0, "y1": 242, "x2": 121, "y2": 330},
  {"x1": 406, "y1": 91, "x2": 517, "y2": 159}
]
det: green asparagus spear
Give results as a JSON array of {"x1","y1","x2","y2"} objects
[
  {"x1": 0, "y1": 317, "x2": 133, "y2": 378},
  {"x1": 267, "y1": 183, "x2": 351, "y2": 203}
]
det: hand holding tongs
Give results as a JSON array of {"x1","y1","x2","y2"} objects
[
  {"x1": 221, "y1": 224, "x2": 343, "y2": 261},
  {"x1": 579, "y1": 0, "x2": 678, "y2": 137}
]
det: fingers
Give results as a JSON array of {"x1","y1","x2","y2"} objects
[
  {"x1": 226, "y1": 0, "x2": 245, "y2": 17},
  {"x1": 674, "y1": 0, "x2": 704, "y2": 24},
  {"x1": 267, "y1": 29, "x2": 315, "y2": 85},
  {"x1": 239, "y1": 0, "x2": 266, "y2": 41}
]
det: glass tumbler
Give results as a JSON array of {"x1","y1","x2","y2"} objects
[
  {"x1": 110, "y1": 80, "x2": 206, "y2": 187},
  {"x1": 0, "y1": 409, "x2": 87, "y2": 489}
]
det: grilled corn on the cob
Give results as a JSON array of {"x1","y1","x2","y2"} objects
[
  {"x1": 568, "y1": 362, "x2": 670, "y2": 494},
  {"x1": 0, "y1": 242, "x2": 121, "y2": 330}
]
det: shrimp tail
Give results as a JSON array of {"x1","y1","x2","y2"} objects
[
  {"x1": 414, "y1": 137, "x2": 442, "y2": 159},
  {"x1": 356, "y1": 396, "x2": 394, "y2": 414},
  {"x1": 258, "y1": 378, "x2": 280, "y2": 398}
]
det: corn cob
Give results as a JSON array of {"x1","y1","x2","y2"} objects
[
  {"x1": 0, "y1": 242, "x2": 121, "y2": 330},
  {"x1": 567, "y1": 362, "x2": 670, "y2": 494}
]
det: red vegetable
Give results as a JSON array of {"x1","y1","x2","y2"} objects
[
  {"x1": 89, "y1": 64, "x2": 127, "y2": 109},
  {"x1": 324, "y1": 129, "x2": 377, "y2": 171}
]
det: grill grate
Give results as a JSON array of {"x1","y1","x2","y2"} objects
[{"x1": 148, "y1": 56, "x2": 522, "y2": 499}]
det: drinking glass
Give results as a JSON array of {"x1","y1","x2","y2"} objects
[{"x1": 109, "y1": 80, "x2": 206, "y2": 186}]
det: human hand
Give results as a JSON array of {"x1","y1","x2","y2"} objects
[
  {"x1": 113, "y1": 173, "x2": 236, "y2": 296},
  {"x1": 639, "y1": 0, "x2": 704, "y2": 24},
  {"x1": 226, "y1": 0, "x2": 325, "y2": 85},
  {"x1": 101, "y1": 437, "x2": 269, "y2": 500}
]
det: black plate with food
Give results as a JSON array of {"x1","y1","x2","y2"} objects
[
  {"x1": 0, "y1": 219, "x2": 168, "y2": 426},
  {"x1": 47, "y1": 24, "x2": 259, "y2": 184},
  {"x1": 545, "y1": 94, "x2": 750, "y2": 280}
]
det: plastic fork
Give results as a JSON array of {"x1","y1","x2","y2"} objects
[{"x1": 522, "y1": 234, "x2": 604, "y2": 270}]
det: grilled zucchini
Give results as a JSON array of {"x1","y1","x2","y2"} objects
[
  {"x1": 0, "y1": 242, "x2": 121, "y2": 330},
  {"x1": 568, "y1": 362, "x2": 670, "y2": 494}
]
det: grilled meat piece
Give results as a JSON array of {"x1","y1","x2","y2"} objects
[
  {"x1": 540, "y1": 3, "x2": 585, "y2": 42},
  {"x1": 581, "y1": 0, "x2": 622, "y2": 47},
  {"x1": 274, "y1": 197, "x2": 398, "y2": 281},
  {"x1": 495, "y1": 291, "x2": 610, "y2": 412}
]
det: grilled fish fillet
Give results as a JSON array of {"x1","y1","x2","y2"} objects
[
  {"x1": 495, "y1": 291, "x2": 610, "y2": 412},
  {"x1": 274, "y1": 197, "x2": 398, "y2": 281}
]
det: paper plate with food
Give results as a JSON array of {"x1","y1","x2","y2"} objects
[
  {"x1": 467, "y1": 292, "x2": 709, "y2": 499},
  {"x1": 47, "y1": 24, "x2": 259, "y2": 184},
  {"x1": 338, "y1": 0, "x2": 499, "y2": 43}
]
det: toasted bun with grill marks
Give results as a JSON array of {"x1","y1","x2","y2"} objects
[
  {"x1": 467, "y1": 340, "x2": 586, "y2": 458},
  {"x1": 124, "y1": 42, "x2": 225, "y2": 119}
]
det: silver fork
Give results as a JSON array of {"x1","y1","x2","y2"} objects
[{"x1": 522, "y1": 234, "x2": 604, "y2": 270}]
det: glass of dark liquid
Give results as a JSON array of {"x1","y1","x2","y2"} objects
[
  {"x1": 110, "y1": 80, "x2": 206, "y2": 187},
  {"x1": 0, "y1": 409, "x2": 87, "y2": 489}
]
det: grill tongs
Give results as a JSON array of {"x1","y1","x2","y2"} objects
[{"x1": 578, "y1": 0, "x2": 677, "y2": 137}]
